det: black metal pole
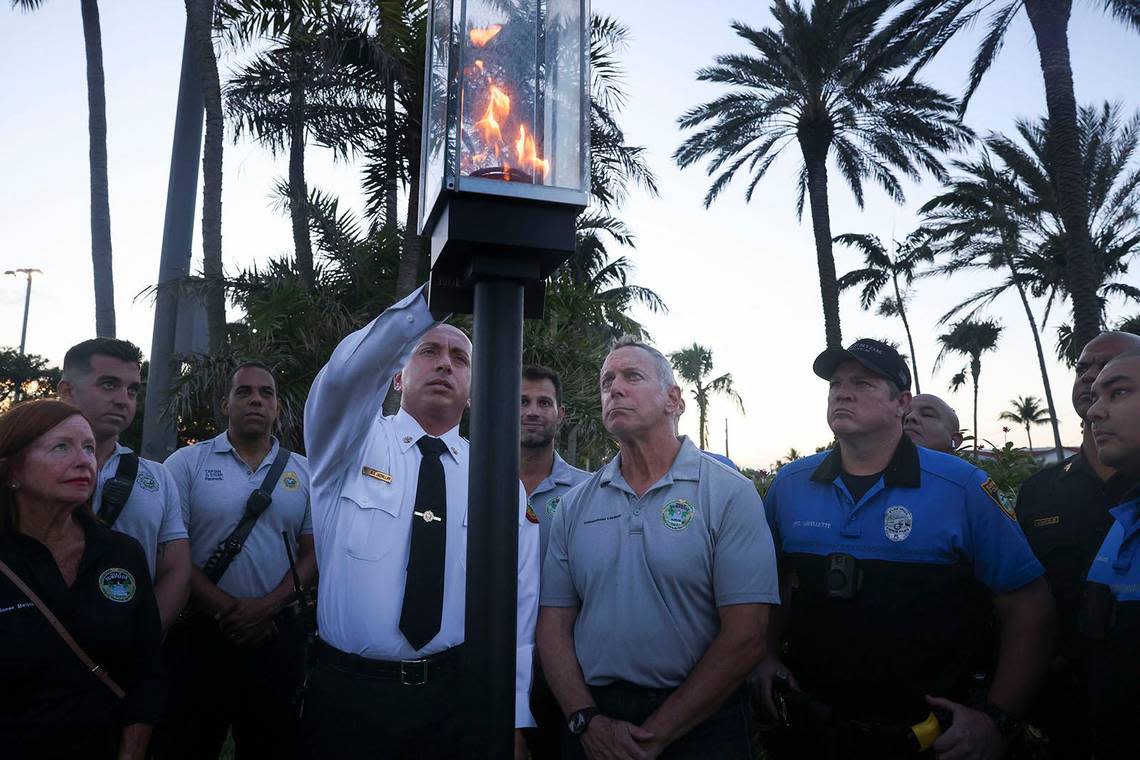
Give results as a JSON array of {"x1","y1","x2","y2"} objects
[
  {"x1": 465, "y1": 274, "x2": 525, "y2": 759},
  {"x1": 141, "y1": 20, "x2": 203, "y2": 462}
]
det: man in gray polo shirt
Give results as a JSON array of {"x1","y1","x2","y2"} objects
[
  {"x1": 161, "y1": 361, "x2": 316, "y2": 760},
  {"x1": 58, "y1": 338, "x2": 190, "y2": 631},
  {"x1": 520, "y1": 364, "x2": 590, "y2": 758},
  {"x1": 538, "y1": 337, "x2": 779, "y2": 759}
]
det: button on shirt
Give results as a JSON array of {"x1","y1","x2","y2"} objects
[
  {"x1": 163, "y1": 433, "x2": 312, "y2": 598},
  {"x1": 303, "y1": 285, "x2": 540, "y2": 728},
  {"x1": 93, "y1": 444, "x2": 187, "y2": 578},
  {"x1": 529, "y1": 452, "x2": 590, "y2": 561},
  {"x1": 541, "y1": 437, "x2": 780, "y2": 689}
]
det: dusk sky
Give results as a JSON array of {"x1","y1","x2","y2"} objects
[{"x1": 2, "y1": 1, "x2": 1138, "y2": 468}]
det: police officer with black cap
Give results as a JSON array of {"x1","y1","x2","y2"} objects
[{"x1": 755, "y1": 339, "x2": 1056, "y2": 760}]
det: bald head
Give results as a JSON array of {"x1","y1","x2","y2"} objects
[
  {"x1": 1073, "y1": 331, "x2": 1140, "y2": 420},
  {"x1": 1087, "y1": 349, "x2": 1140, "y2": 474},
  {"x1": 395, "y1": 324, "x2": 473, "y2": 432},
  {"x1": 904, "y1": 393, "x2": 963, "y2": 453}
]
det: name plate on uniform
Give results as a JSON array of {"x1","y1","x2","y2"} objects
[{"x1": 362, "y1": 466, "x2": 393, "y2": 484}]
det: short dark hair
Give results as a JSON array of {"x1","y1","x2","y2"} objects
[
  {"x1": 227, "y1": 361, "x2": 277, "y2": 395},
  {"x1": 62, "y1": 338, "x2": 143, "y2": 380},
  {"x1": 522, "y1": 365, "x2": 563, "y2": 406}
]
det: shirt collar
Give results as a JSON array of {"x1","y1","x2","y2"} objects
[
  {"x1": 393, "y1": 408, "x2": 462, "y2": 461},
  {"x1": 811, "y1": 434, "x2": 921, "y2": 488},
  {"x1": 600, "y1": 436, "x2": 701, "y2": 494},
  {"x1": 1109, "y1": 498, "x2": 1140, "y2": 545},
  {"x1": 212, "y1": 430, "x2": 281, "y2": 469},
  {"x1": 550, "y1": 452, "x2": 579, "y2": 486}
]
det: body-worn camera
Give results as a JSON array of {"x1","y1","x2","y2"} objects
[{"x1": 825, "y1": 553, "x2": 860, "y2": 600}]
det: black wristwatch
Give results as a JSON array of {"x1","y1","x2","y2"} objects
[
  {"x1": 980, "y1": 702, "x2": 1022, "y2": 741},
  {"x1": 568, "y1": 707, "x2": 600, "y2": 736}
]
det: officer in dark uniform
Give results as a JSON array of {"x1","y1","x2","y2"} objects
[
  {"x1": 1083, "y1": 349, "x2": 1140, "y2": 759},
  {"x1": 756, "y1": 339, "x2": 1056, "y2": 760},
  {"x1": 1015, "y1": 331, "x2": 1140, "y2": 757}
]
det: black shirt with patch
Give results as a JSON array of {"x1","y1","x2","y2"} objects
[{"x1": 0, "y1": 510, "x2": 162, "y2": 759}]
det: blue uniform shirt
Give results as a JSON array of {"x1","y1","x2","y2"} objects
[
  {"x1": 765, "y1": 435, "x2": 1043, "y2": 720},
  {"x1": 1087, "y1": 497, "x2": 1140, "y2": 601}
]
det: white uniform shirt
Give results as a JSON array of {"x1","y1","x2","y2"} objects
[
  {"x1": 304, "y1": 285, "x2": 540, "y2": 728},
  {"x1": 164, "y1": 433, "x2": 312, "y2": 598},
  {"x1": 93, "y1": 444, "x2": 187, "y2": 578}
]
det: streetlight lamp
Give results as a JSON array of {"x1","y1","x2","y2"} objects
[
  {"x1": 4, "y1": 268, "x2": 43, "y2": 355},
  {"x1": 418, "y1": 1, "x2": 589, "y2": 755}
]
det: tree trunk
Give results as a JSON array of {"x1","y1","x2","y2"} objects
[
  {"x1": 567, "y1": 424, "x2": 579, "y2": 468},
  {"x1": 289, "y1": 70, "x2": 315, "y2": 290},
  {"x1": 971, "y1": 358, "x2": 981, "y2": 454},
  {"x1": 697, "y1": 391, "x2": 708, "y2": 450},
  {"x1": 81, "y1": 0, "x2": 116, "y2": 338},
  {"x1": 1007, "y1": 255, "x2": 1066, "y2": 458},
  {"x1": 1026, "y1": 424, "x2": 1034, "y2": 452},
  {"x1": 799, "y1": 142, "x2": 843, "y2": 349},
  {"x1": 185, "y1": 0, "x2": 226, "y2": 355},
  {"x1": 1024, "y1": 0, "x2": 1102, "y2": 351},
  {"x1": 398, "y1": 151, "x2": 425, "y2": 298},
  {"x1": 384, "y1": 70, "x2": 399, "y2": 231},
  {"x1": 892, "y1": 272, "x2": 921, "y2": 393}
]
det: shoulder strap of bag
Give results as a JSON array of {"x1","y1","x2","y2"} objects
[
  {"x1": 97, "y1": 452, "x2": 139, "y2": 529},
  {"x1": 201, "y1": 446, "x2": 292, "y2": 585},
  {"x1": 0, "y1": 558, "x2": 125, "y2": 699}
]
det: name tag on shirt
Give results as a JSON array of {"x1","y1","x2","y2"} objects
[{"x1": 362, "y1": 466, "x2": 393, "y2": 484}]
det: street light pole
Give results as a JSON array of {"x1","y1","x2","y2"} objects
[{"x1": 4, "y1": 268, "x2": 42, "y2": 354}]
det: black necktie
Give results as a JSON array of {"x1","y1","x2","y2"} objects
[{"x1": 400, "y1": 435, "x2": 450, "y2": 651}]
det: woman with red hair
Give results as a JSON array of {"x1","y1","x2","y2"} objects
[{"x1": 0, "y1": 400, "x2": 161, "y2": 759}]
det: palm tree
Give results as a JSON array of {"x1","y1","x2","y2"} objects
[
  {"x1": 936, "y1": 318, "x2": 1004, "y2": 454},
  {"x1": 225, "y1": 9, "x2": 388, "y2": 290},
  {"x1": 835, "y1": 231, "x2": 933, "y2": 392},
  {"x1": 886, "y1": 0, "x2": 1140, "y2": 351},
  {"x1": 12, "y1": 0, "x2": 116, "y2": 336},
  {"x1": 668, "y1": 344, "x2": 744, "y2": 450},
  {"x1": 673, "y1": 0, "x2": 972, "y2": 348},
  {"x1": 999, "y1": 395, "x2": 1054, "y2": 451}
]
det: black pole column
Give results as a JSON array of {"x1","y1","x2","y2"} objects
[
  {"x1": 141, "y1": 20, "x2": 203, "y2": 462},
  {"x1": 466, "y1": 274, "x2": 525, "y2": 759}
]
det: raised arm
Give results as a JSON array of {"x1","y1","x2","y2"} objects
[{"x1": 303, "y1": 285, "x2": 436, "y2": 479}]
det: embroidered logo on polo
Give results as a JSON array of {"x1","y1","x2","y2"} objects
[
  {"x1": 281, "y1": 471, "x2": 300, "y2": 491},
  {"x1": 98, "y1": 568, "x2": 136, "y2": 603},
  {"x1": 661, "y1": 499, "x2": 695, "y2": 531},
  {"x1": 980, "y1": 478, "x2": 1017, "y2": 521},
  {"x1": 884, "y1": 505, "x2": 913, "y2": 542},
  {"x1": 546, "y1": 496, "x2": 562, "y2": 517},
  {"x1": 136, "y1": 473, "x2": 159, "y2": 492}
]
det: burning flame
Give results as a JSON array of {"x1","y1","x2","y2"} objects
[
  {"x1": 474, "y1": 83, "x2": 511, "y2": 144},
  {"x1": 515, "y1": 125, "x2": 548, "y2": 177},
  {"x1": 468, "y1": 25, "x2": 502, "y2": 48}
]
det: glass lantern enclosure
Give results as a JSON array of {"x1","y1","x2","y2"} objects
[{"x1": 419, "y1": 0, "x2": 590, "y2": 236}]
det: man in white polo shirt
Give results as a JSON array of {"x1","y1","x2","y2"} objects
[
  {"x1": 162, "y1": 361, "x2": 315, "y2": 760},
  {"x1": 58, "y1": 338, "x2": 190, "y2": 631}
]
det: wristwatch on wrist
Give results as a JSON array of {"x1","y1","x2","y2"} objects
[
  {"x1": 980, "y1": 702, "x2": 1022, "y2": 741},
  {"x1": 568, "y1": 707, "x2": 600, "y2": 736}
]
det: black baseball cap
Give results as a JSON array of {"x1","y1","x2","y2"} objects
[{"x1": 813, "y1": 339, "x2": 912, "y2": 391}]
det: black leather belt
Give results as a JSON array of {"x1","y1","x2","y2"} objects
[{"x1": 314, "y1": 639, "x2": 464, "y2": 686}]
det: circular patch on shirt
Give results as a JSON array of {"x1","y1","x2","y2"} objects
[
  {"x1": 661, "y1": 499, "x2": 695, "y2": 531},
  {"x1": 281, "y1": 471, "x2": 300, "y2": 491},
  {"x1": 546, "y1": 496, "x2": 561, "y2": 517},
  {"x1": 98, "y1": 568, "x2": 136, "y2": 603},
  {"x1": 136, "y1": 473, "x2": 159, "y2": 492},
  {"x1": 884, "y1": 505, "x2": 913, "y2": 542}
]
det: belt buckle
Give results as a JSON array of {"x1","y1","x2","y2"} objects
[{"x1": 400, "y1": 658, "x2": 428, "y2": 686}]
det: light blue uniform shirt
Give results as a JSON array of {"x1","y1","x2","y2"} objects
[
  {"x1": 542, "y1": 437, "x2": 780, "y2": 688},
  {"x1": 94, "y1": 443, "x2": 187, "y2": 578},
  {"x1": 529, "y1": 452, "x2": 590, "y2": 562},
  {"x1": 164, "y1": 433, "x2": 312, "y2": 598},
  {"x1": 1088, "y1": 497, "x2": 1140, "y2": 602}
]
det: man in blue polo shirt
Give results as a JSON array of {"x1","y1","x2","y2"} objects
[
  {"x1": 756, "y1": 339, "x2": 1055, "y2": 760},
  {"x1": 1084, "y1": 349, "x2": 1140, "y2": 759}
]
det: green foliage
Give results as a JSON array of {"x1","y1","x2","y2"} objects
[
  {"x1": 0, "y1": 349, "x2": 60, "y2": 408},
  {"x1": 958, "y1": 442, "x2": 1041, "y2": 496}
]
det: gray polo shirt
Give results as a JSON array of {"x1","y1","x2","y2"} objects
[
  {"x1": 164, "y1": 432, "x2": 313, "y2": 598},
  {"x1": 93, "y1": 444, "x2": 188, "y2": 578},
  {"x1": 529, "y1": 451, "x2": 591, "y2": 562},
  {"x1": 541, "y1": 436, "x2": 780, "y2": 689}
]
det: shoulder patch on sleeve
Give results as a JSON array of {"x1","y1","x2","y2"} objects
[{"x1": 980, "y1": 478, "x2": 1017, "y2": 521}]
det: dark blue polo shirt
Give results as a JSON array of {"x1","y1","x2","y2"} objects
[{"x1": 765, "y1": 435, "x2": 1043, "y2": 721}]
